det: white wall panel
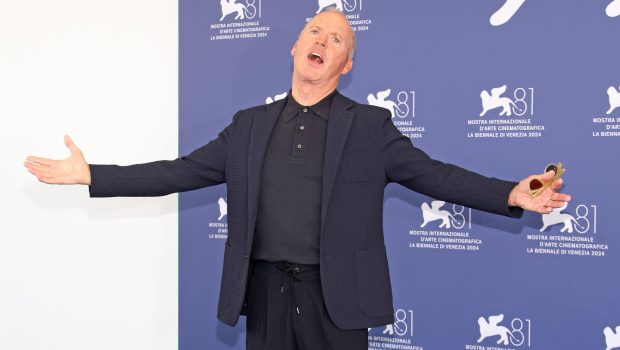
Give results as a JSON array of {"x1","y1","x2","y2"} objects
[{"x1": 0, "y1": 1, "x2": 178, "y2": 349}]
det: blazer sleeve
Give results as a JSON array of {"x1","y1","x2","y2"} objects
[
  {"x1": 88, "y1": 113, "x2": 238, "y2": 197},
  {"x1": 380, "y1": 111, "x2": 523, "y2": 218}
]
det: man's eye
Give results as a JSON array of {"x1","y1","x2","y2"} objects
[
  {"x1": 332, "y1": 37, "x2": 341, "y2": 44},
  {"x1": 311, "y1": 29, "x2": 319, "y2": 34}
]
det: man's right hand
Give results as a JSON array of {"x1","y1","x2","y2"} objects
[{"x1": 24, "y1": 135, "x2": 91, "y2": 185}]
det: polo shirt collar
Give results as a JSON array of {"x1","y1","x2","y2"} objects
[{"x1": 280, "y1": 90, "x2": 336, "y2": 122}]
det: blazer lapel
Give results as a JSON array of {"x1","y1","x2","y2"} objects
[
  {"x1": 246, "y1": 99, "x2": 285, "y2": 250},
  {"x1": 321, "y1": 92, "x2": 355, "y2": 234}
]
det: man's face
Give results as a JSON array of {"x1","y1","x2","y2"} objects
[{"x1": 291, "y1": 12, "x2": 354, "y2": 86}]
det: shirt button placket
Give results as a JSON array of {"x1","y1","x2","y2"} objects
[{"x1": 293, "y1": 112, "x2": 306, "y2": 158}]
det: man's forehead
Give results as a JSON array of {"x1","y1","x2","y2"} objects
[{"x1": 307, "y1": 12, "x2": 351, "y2": 32}]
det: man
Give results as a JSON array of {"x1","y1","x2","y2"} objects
[{"x1": 24, "y1": 9, "x2": 570, "y2": 350}]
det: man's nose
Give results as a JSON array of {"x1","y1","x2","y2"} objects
[{"x1": 314, "y1": 35, "x2": 327, "y2": 47}]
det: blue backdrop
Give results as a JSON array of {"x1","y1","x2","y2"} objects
[{"x1": 179, "y1": 1, "x2": 620, "y2": 349}]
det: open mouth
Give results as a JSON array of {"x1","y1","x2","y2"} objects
[{"x1": 307, "y1": 52, "x2": 324, "y2": 64}]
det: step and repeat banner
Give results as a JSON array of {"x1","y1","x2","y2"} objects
[{"x1": 179, "y1": 1, "x2": 619, "y2": 349}]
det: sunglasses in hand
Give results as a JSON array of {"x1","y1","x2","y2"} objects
[{"x1": 529, "y1": 163, "x2": 566, "y2": 198}]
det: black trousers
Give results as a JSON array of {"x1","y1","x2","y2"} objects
[{"x1": 246, "y1": 260, "x2": 368, "y2": 350}]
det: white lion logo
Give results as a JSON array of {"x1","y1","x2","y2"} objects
[
  {"x1": 539, "y1": 203, "x2": 585, "y2": 233},
  {"x1": 316, "y1": 0, "x2": 356, "y2": 14},
  {"x1": 219, "y1": 0, "x2": 255, "y2": 21},
  {"x1": 367, "y1": 89, "x2": 404, "y2": 118},
  {"x1": 479, "y1": 85, "x2": 523, "y2": 117},
  {"x1": 606, "y1": 86, "x2": 620, "y2": 115},
  {"x1": 217, "y1": 197, "x2": 228, "y2": 221},
  {"x1": 607, "y1": 0, "x2": 620, "y2": 17},
  {"x1": 383, "y1": 324, "x2": 394, "y2": 335},
  {"x1": 420, "y1": 201, "x2": 461, "y2": 229},
  {"x1": 490, "y1": 0, "x2": 526, "y2": 26},
  {"x1": 604, "y1": 326, "x2": 620, "y2": 350},
  {"x1": 380, "y1": 323, "x2": 406, "y2": 336},
  {"x1": 266, "y1": 92, "x2": 287, "y2": 104},
  {"x1": 477, "y1": 314, "x2": 517, "y2": 345}
]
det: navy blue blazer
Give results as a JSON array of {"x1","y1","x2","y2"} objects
[{"x1": 89, "y1": 92, "x2": 521, "y2": 329}]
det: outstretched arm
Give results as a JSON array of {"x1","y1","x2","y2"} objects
[
  {"x1": 24, "y1": 135, "x2": 91, "y2": 185},
  {"x1": 24, "y1": 114, "x2": 236, "y2": 197},
  {"x1": 380, "y1": 111, "x2": 571, "y2": 216}
]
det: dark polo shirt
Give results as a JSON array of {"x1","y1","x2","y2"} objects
[{"x1": 252, "y1": 91, "x2": 335, "y2": 265}]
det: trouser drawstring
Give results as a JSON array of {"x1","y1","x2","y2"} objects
[{"x1": 277, "y1": 263, "x2": 302, "y2": 314}]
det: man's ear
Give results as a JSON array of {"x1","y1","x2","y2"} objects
[
  {"x1": 291, "y1": 42, "x2": 297, "y2": 57},
  {"x1": 341, "y1": 58, "x2": 353, "y2": 75}
]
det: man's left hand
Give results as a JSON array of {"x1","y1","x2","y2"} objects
[{"x1": 508, "y1": 170, "x2": 572, "y2": 214}]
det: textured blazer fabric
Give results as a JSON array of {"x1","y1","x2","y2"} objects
[{"x1": 89, "y1": 92, "x2": 521, "y2": 329}]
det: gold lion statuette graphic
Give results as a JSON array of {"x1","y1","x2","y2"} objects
[{"x1": 528, "y1": 163, "x2": 566, "y2": 198}]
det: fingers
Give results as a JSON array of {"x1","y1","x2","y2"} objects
[
  {"x1": 551, "y1": 192, "x2": 571, "y2": 202},
  {"x1": 550, "y1": 177, "x2": 563, "y2": 190},
  {"x1": 24, "y1": 160, "x2": 69, "y2": 184},
  {"x1": 64, "y1": 135, "x2": 81, "y2": 154},
  {"x1": 544, "y1": 182, "x2": 571, "y2": 201},
  {"x1": 64, "y1": 134, "x2": 73, "y2": 148},
  {"x1": 23, "y1": 161, "x2": 53, "y2": 183},
  {"x1": 524, "y1": 170, "x2": 553, "y2": 182},
  {"x1": 538, "y1": 190, "x2": 570, "y2": 205},
  {"x1": 539, "y1": 169, "x2": 556, "y2": 181},
  {"x1": 545, "y1": 199, "x2": 567, "y2": 209},
  {"x1": 538, "y1": 207, "x2": 554, "y2": 214},
  {"x1": 536, "y1": 192, "x2": 571, "y2": 214},
  {"x1": 24, "y1": 160, "x2": 50, "y2": 174},
  {"x1": 24, "y1": 163, "x2": 39, "y2": 176},
  {"x1": 25, "y1": 156, "x2": 52, "y2": 166}
]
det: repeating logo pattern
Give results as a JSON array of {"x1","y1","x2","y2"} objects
[{"x1": 189, "y1": 2, "x2": 619, "y2": 349}]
